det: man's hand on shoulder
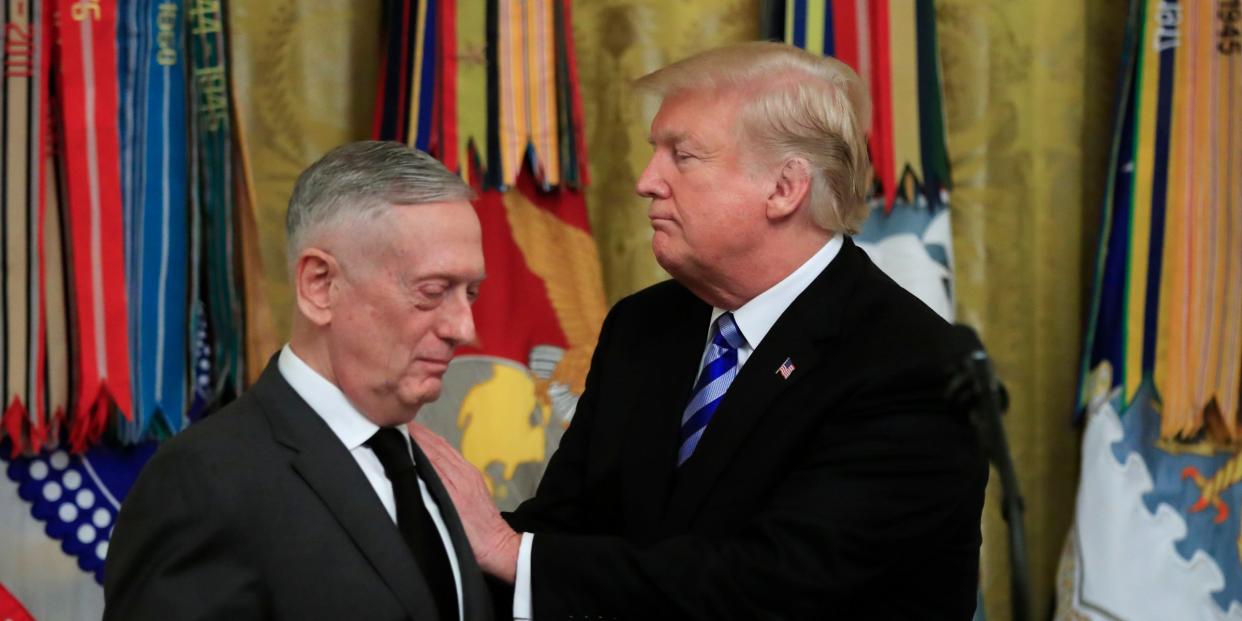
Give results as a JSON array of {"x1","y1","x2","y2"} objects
[{"x1": 408, "y1": 422, "x2": 522, "y2": 583}]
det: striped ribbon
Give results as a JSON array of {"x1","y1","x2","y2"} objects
[
  {"x1": 372, "y1": 0, "x2": 589, "y2": 189},
  {"x1": 495, "y1": 0, "x2": 524, "y2": 187},
  {"x1": 551, "y1": 0, "x2": 574, "y2": 188},
  {"x1": 56, "y1": 0, "x2": 135, "y2": 452},
  {"x1": 188, "y1": 0, "x2": 242, "y2": 409},
  {"x1": 37, "y1": 125, "x2": 66, "y2": 453},
  {"x1": 406, "y1": 0, "x2": 437, "y2": 151},
  {"x1": 497, "y1": 0, "x2": 558, "y2": 187},
  {"x1": 118, "y1": 0, "x2": 190, "y2": 442},
  {"x1": 784, "y1": 0, "x2": 950, "y2": 211},
  {"x1": 485, "y1": 0, "x2": 501, "y2": 185},
  {"x1": 373, "y1": 0, "x2": 413, "y2": 141},
  {"x1": 34, "y1": 0, "x2": 65, "y2": 451},
  {"x1": 554, "y1": 0, "x2": 587, "y2": 188},
  {"x1": 1079, "y1": 0, "x2": 1242, "y2": 437},
  {"x1": 438, "y1": 0, "x2": 458, "y2": 173},
  {"x1": 1, "y1": 0, "x2": 53, "y2": 452},
  {"x1": 373, "y1": 0, "x2": 459, "y2": 173},
  {"x1": 0, "y1": 0, "x2": 259, "y2": 453},
  {"x1": 4, "y1": 0, "x2": 32, "y2": 446}
]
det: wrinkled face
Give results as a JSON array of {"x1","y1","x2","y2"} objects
[
  {"x1": 328, "y1": 200, "x2": 485, "y2": 426},
  {"x1": 636, "y1": 89, "x2": 771, "y2": 285}
]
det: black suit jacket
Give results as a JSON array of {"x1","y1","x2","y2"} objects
[
  {"x1": 505, "y1": 238, "x2": 988, "y2": 620},
  {"x1": 104, "y1": 358, "x2": 493, "y2": 621}
]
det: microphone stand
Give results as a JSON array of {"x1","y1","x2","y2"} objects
[{"x1": 947, "y1": 341, "x2": 1032, "y2": 621}]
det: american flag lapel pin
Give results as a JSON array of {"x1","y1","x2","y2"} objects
[{"x1": 776, "y1": 357, "x2": 795, "y2": 379}]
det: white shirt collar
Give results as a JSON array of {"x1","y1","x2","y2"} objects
[
  {"x1": 278, "y1": 344, "x2": 380, "y2": 452},
  {"x1": 710, "y1": 233, "x2": 844, "y2": 350}
]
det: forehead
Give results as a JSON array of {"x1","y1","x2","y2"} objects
[
  {"x1": 648, "y1": 89, "x2": 740, "y2": 145},
  {"x1": 370, "y1": 201, "x2": 484, "y2": 277}
]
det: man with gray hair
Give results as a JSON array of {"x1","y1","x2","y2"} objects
[
  {"x1": 415, "y1": 42, "x2": 987, "y2": 619},
  {"x1": 104, "y1": 141, "x2": 493, "y2": 621}
]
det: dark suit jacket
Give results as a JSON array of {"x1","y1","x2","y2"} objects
[
  {"x1": 104, "y1": 358, "x2": 493, "y2": 621},
  {"x1": 505, "y1": 238, "x2": 988, "y2": 620}
]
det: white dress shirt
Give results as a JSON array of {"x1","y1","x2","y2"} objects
[
  {"x1": 278, "y1": 345, "x2": 464, "y2": 621},
  {"x1": 511, "y1": 234, "x2": 844, "y2": 620}
]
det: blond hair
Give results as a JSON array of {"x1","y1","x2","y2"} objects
[{"x1": 635, "y1": 42, "x2": 873, "y2": 234}]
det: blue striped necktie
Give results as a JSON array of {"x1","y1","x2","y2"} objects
[{"x1": 679, "y1": 312, "x2": 745, "y2": 465}]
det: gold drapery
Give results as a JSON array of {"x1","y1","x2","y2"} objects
[
  {"x1": 229, "y1": 2, "x2": 1125, "y2": 617},
  {"x1": 936, "y1": 2, "x2": 1126, "y2": 618},
  {"x1": 229, "y1": 0, "x2": 382, "y2": 340}
]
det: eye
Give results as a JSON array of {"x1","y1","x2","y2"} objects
[
  {"x1": 418, "y1": 283, "x2": 448, "y2": 300},
  {"x1": 674, "y1": 151, "x2": 695, "y2": 162},
  {"x1": 466, "y1": 286, "x2": 481, "y2": 303}
]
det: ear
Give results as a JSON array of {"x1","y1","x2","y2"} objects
[
  {"x1": 765, "y1": 158, "x2": 812, "y2": 222},
  {"x1": 294, "y1": 248, "x2": 340, "y2": 327}
]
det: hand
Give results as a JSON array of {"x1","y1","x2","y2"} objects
[{"x1": 407, "y1": 422, "x2": 522, "y2": 583}]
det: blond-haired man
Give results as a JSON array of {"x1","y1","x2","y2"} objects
[{"x1": 419, "y1": 43, "x2": 987, "y2": 619}]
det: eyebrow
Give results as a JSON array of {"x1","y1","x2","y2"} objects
[
  {"x1": 647, "y1": 130, "x2": 695, "y2": 147},
  {"x1": 400, "y1": 272, "x2": 488, "y2": 289}
]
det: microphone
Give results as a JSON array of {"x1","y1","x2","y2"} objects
[{"x1": 944, "y1": 325, "x2": 1031, "y2": 621}]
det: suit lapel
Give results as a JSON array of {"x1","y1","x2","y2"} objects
[
  {"x1": 621, "y1": 289, "x2": 712, "y2": 539},
  {"x1": 251, "y1": 361, "x2": 439, "y2": 621},
  {"x1": 663, "y1": 239, "x2": 864, "y2": 530},
  {"x1": 408, "y1": 437, "x2": 493, "y2": 621}
]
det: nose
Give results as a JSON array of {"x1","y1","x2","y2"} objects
[
  {"x1": 437, "y1": 290, "x2": 478, "y2": 349},
  {"x1": 636, "y1": 154, "x2": 669, "y2": 199}
]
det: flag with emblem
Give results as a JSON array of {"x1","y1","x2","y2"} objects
[
  {"x1": 1056, "y1": 0, "x2": 1242, "y2": 618},
  {"x1": 373, "y1": 0, "x2": 603, "y2": 509},
  {"x1": 0, "y1": 0, "x2": 265, "y2": 617}
]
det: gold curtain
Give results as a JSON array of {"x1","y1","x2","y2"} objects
[
  {"x1": 229, "y1": 0, "x2": 382, "y2": 341},
  {"x1": 230, "y1": 1, "x2": 1127, "y2": 617},
  {"x1": 571, "y1": 0, "x2": 761, "y2": 303},
  {"x1": 936, "y1": 1, "x2": 1126, "y2": 618}
]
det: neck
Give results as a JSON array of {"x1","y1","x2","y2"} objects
[
  {"x1": 686, "y1": 227, "x2": 831, "y2": 310},
  {"x1": 288, "y1": 320, "x2": 336, "y2": 387}
]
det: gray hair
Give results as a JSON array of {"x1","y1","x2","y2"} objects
[{"x1": 284, "y1": 141, "x2": 474, "y2": 267}]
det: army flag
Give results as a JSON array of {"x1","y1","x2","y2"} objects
[
  {"x1": 373, "y1": 0, "x2": 604, "y2": 509},
  {"x1": 1, "y1": 1, "x2": 263, "y2": 617},
  {"x1": 1056, "y1": 0, "x2": 1242, "y2": 618}
]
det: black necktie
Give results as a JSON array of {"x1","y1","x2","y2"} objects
[{"x1": 367, "y1": 428, "x2": 459, "y2": 621}]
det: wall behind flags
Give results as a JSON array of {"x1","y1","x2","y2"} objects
[
  {"x1": 0, "y1": 0, "x2": 1129, "y2": 619},
  {"x1": 228, "y1": 0, "x2": 383, "y2": 340}
]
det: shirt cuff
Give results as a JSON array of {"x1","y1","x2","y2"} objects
[{"x1": 512, "y1": 532, "x2": 535, "y2": 620}]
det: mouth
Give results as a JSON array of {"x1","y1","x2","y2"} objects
[
  {"x1": 649, "y1": 214, "x2": 676, "y2": 230},
  {"x1": 415, "y1": 358, "x2": 452, "y2": 375}
]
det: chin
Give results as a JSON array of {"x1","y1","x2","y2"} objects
[
  {"x1": 653, "y1": 249, "x2": 689, "y2": 281},
  {"x1": 651, "y1": 239, "x2": 680, "y2": 270},
  {"x1": 400, "y1": 378, "x2": 443, "y2": 408}
]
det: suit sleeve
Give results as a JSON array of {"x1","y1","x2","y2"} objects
[
  {"x1": 103, "y1": 444, "x2": 265, "y2": 620},
  {"x1": 512, "y1": 348, "x2": 985, "y2": 619}
]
